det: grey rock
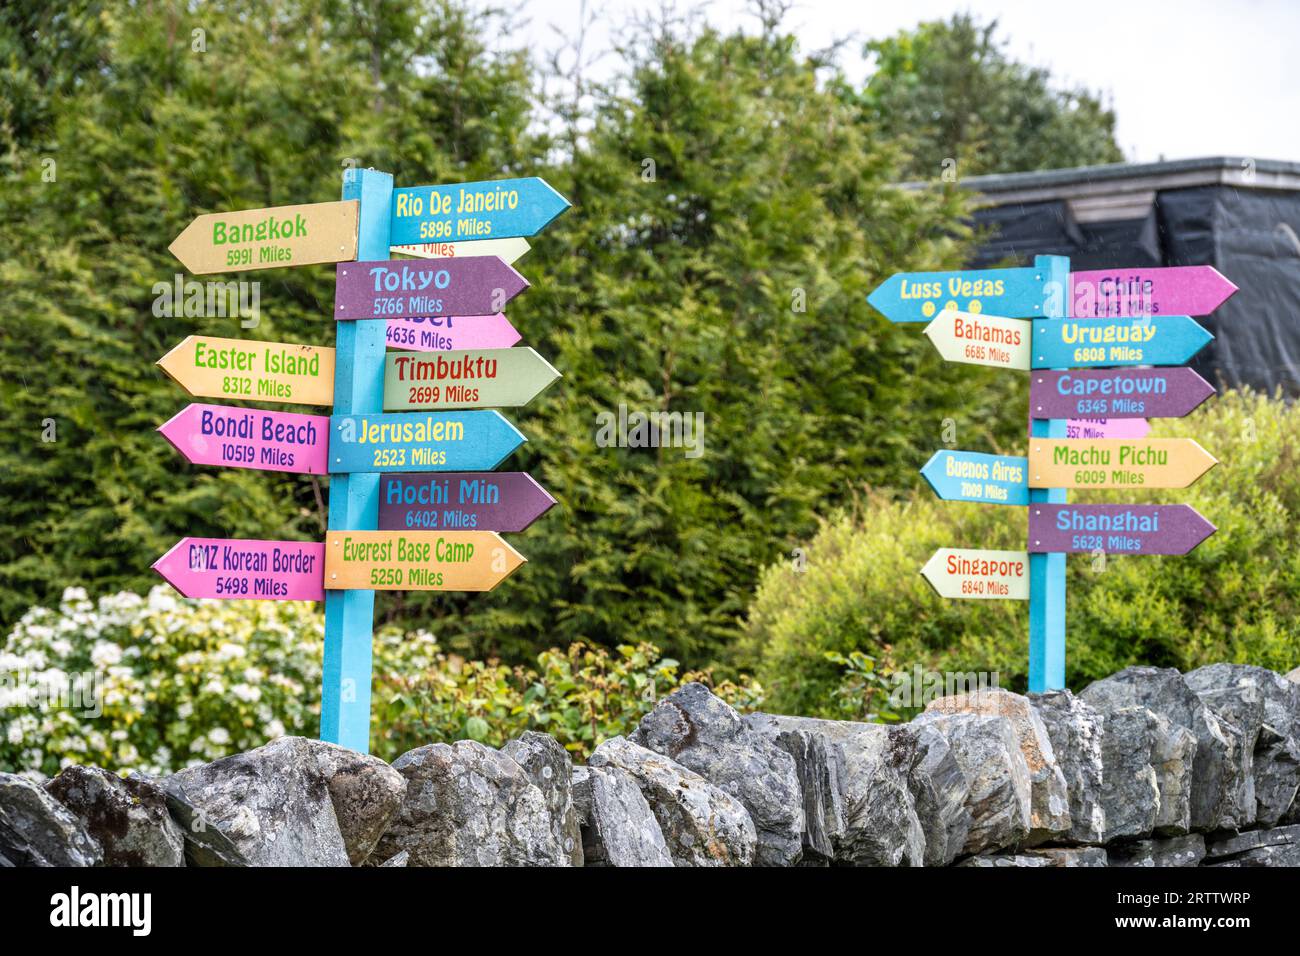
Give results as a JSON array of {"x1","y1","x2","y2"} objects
[
  {"x1": 1109, "y1": 833, "x2": 1206, "y2": 867},
  {"x1": 743, "y1": 714, "x2": 924, "y2": 866},
  {"x1": 741, "y1": 714, "x2": 843, "y2": 864},
  {"x1": 376, "y1": 740, "x2": 567, "y2": 867},
  {"x1": 1096, "y1": 707, "x2": 1160, "y2": 841},
  {"x1": 161, "y1": 786, "x2": 250, "y2": 866},
  {"x1": 887, "y1": 720, "x2": 971, "y2": 866},
  {"x1": 1204, "y1": 823, "x2": 1300, "y2": 861},
  {"x1": 1150, "y1": 712, "x2": 1197, "y2": 834},
  {"x1": 571, "y1": 765, "x2": 673, "y2": 866},
  {"x1": 959, "y1": 847, "x2": 1106, "y2": 867},
  {"x1": 1185, "y1": 664, "x2": 1300, "y2": 826},
  {"x1": 0, "y1": 772, "x2": 101, "y2": 866},
  {"x1": 588, "y1": 736, "x2": 755, "y2": 867},
  {"x1": 164, "y1": 736, "x2": 349, "y2": 867},
  {"x1": 1286, "y1": 667, "x2": 1300, "y2": 686},
  {"x1": 1203, "y1": 824, "x2": 1300, "y2": 866},
  {"x1": 927, "y1": 689, "x2": 1070, "y2": 843},
  {"x1": 307, "y1": 741, "x2": 405, "y2": 866},
  {"x1": 1030, "y1": 690, "x2": 1106, "y2": 844},
  {"x1": 46, "y1": 766, "x2": 184, "y2": 867},
  {"x1": 1082, "y1": 666, "x2": 1253, "y2": 831},
  {"x1": 379, "y1": 849, "x2": 409, "y2": 867},
  {"x1": 914, "y1": 712, "x2": 1032, "y2": 856},
  {"x1": 502, "y1": 732, "x2": 583, "y2": 867},
  {"x1": 632, "y1": 684, "x2": 802, "y2": 866}
]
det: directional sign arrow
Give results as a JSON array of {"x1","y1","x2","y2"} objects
[
  {"x1": 386, "y1": 313, "x2": 521, "y2": 353},
  {"x1": 1064, "y1": 418, "x2": 1151, "y2": 440},
  {"x1": 329, "y1": 409, "x2": 525, "y2": 473},
  {"x1": 158, "y1": 336, "x2": 335, "y2": 407},
  {"x1": 924, "y1": 310, "x2": 1030, "y2": 370},
  {"x1": 378, "y1": 472, "x2": 556, "y2": 533},
  {"x1": 335, "y1": 257, "x2": 528, "y2": 320},
  {"x1": 159, "y1": 403, "x2": 329, "y2": 474},
  {"x1": 390, "y1": 236, "x2": 530, "y2": 264},
  {"x1": 389, "y1": 177, "x2": 570, "y2": 246},
  {"x1": 153, "y1": 537, "x2": 325, "y2": 601},
  {"x1": 920, "y1": 450, "x2": 1028, "y2": 506},
  {"x1": 868, "y1": 267, "x2": 1046, "y2": 324},
  {"x1": 169, "y1": 200, "x2": 358, "y2": 275},
  {"x1": 324, "y1": 530, "x2": 526, "y2": 591},
  {"x1": 920, "y1": 548, "x2": 1030, "y2": 600},
  {"x1": 384, "y1": 347, "x2": 560, "y2": 410},
  {"x1": 1028, "y1": 438, "x2": 1217, "y2": 489},
  {"x1": 1031, "y1": 315, "x2": 1213, "y2": 369},
  {"x1": 1070, "y1": 266, "x2": 1238, "y2": 318},
  {"x1": 1032, "y1": 368, "x2": 1216, "y2": 420},
  {"x1": 1028, "y1": 504, "x2": 1216, "y2": 555}
]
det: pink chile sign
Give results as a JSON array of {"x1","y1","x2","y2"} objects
[
  {"x1": 158, "y1": 403, "x2": 329, "y2": 475},
  {"x1": 153, "y1": 537, "x2": 325, "y2": 601}
]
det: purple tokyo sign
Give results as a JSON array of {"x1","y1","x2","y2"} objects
[{"x1": 335, "y1": 257, "x2": 528, "y2": 320}]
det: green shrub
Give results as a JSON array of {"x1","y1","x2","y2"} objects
[
  {"x1": 0, "y1": 586, "x2": 762, "y2": 778},
  {"x1": 740, "y1": 389, "x2": 1300, "y2": 716}
]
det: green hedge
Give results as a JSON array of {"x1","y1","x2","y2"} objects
[{"x1": 740, "y1": 389, "x2": 1300, "y2": 716}]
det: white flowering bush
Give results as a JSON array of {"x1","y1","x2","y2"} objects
[{"x1": 1, "y1": 586, "x2": 328, "y2": 779}]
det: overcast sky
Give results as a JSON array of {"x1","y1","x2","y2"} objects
[{"x1": 518, "y1": 0, "x2": 1300, "y2": 164}]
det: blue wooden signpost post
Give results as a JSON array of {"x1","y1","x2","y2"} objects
[
  {"x1": 1028, "y1": 254, "x2": 1069, "y2": 693},
  {"x1": 321, "y1": 167, "x2": 392, "y2": 752}
]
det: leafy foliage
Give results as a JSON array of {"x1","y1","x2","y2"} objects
[
  {"x1": 742, "y1": 390, "x2": 1300, "y2": 717},
  {"x1": 0, "y1": 585, "x2": 762, "y2": 777},
  {"x1": 849, "y1": 13, "x2": 1125, "y2": 180},
  {"x1": 0, "y1": 1, "x2": 1035, "y2": 669}
]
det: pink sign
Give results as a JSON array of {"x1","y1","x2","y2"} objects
[
  {"x1": 1070, "y1": 266, "x2": 1237, "y2": 318},
  {"x1": 1065, "y1": 418, "x2": 1151, "y2": 440},
  {"x1": 386, "y1": 313, "x2": 521, "y2": 352},
  {"x1": 153, "y1": 537, "x2": 325, "y2": 601},
  {"x1": 158, "y1": 403, "x2": 329, "y2": 475}
]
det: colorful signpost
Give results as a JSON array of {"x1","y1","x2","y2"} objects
[
  {"x1": 1070, "y1": 266, "x2": 1237, "y2": 318},
  {"x1": 169, "y1": 200, "x2": 359, "y2": 275},
  {"x1": 1031, "y1": 315, "x2": 1213, "y2": 369},
  {"x1": 158, "y1": 403, "x2": 329, "y2": 474},
  {"x1": 1031, "y1": 368, "x2": 1216, "y2": 420},
  {"x1": 335, "y1": 257, "x2": 529, "y2": 320},
  {"x1": 378, "y1": 472, "x2": 556, "y2": 532},
  {"x1": 323, "y1": 530, "x2": 525, "y2": 591},
  {"x1": 920, "y1": 450, "x2": 1028, "y2": 506},
  {"x1": 920, "y1": 548, "x2": 1030, "y2": 600},
  {"x1": 923, "y1": 309, "x2": 1029, "y2": 370},
  {"x1": 1028, "y1": 438, "x2": 1218, "y2": 489},
  {"x1": 153, "y1": 538, "x2": 326, "y2": 601},
  {"x1": 1028, "y1": 504, "x2": 1216, "y2": 556},
  {"x1": 384, "y1": 347, "x2": 559, "y2": 410},
  {"x1": 155, "y1": 169, "x2": 569, "y2": 754},
  {"x1": 868, "y1": 264, "x2": 1238, "y2": 324},
  {"x1": 389, "y1": 177, "x2": 570, "y2": 246},
  {"x1": 157, "y1": 336, "x2": 335, "y2": 406},
  {"x1": 874, "y1": 252, "x2": 1228, "y2": 693},
  {"x1": 1063, "y1": 418, "x2": 1151, "y2": 440},
  {"x1": 390, "y1": 236, "x2": 530, "y2": 264},
  {"x1": 329, "y1": 410, "x2": 525, "y2": 473},
  {"x1": 386, "y1": 313, "x2": 521, "y2": 352}
]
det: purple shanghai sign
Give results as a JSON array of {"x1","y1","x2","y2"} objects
[
  {"x1": 378, "y1": 472, "x2": 555, "y2": 533},
  {"x1": 335, "y1": 257, "x2": 528, "y2": 320},
  {"x1": 1032, "y1": 368, "x2": 1216, "y2": 420},
  {"x1": 1028, "y1": 504, "x2": 1216, "y2": 555}
]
